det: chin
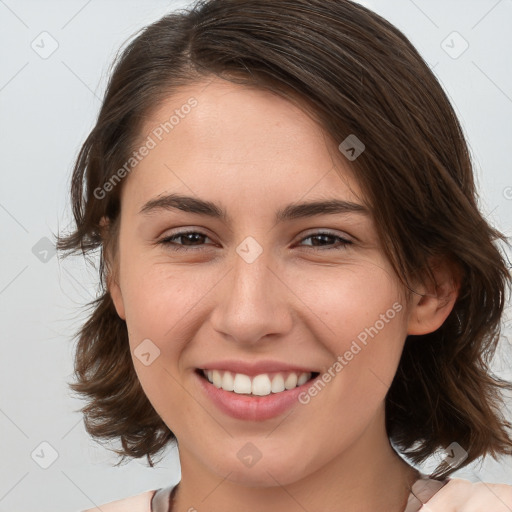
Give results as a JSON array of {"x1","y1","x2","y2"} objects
[{"x1": 210, "y1": 451, "x2": 316, "y2": 489}]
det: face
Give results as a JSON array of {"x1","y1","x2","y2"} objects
[{"x1": 108, "y1": 76, "x2": 424, "y2": 487}]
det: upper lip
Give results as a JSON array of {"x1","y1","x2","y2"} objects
[{"x1": 197, "y1": 359, "x2": 320, "y2": 376}]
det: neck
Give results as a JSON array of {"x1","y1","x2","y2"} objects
[{"x1": 172, "y1": 413, "x2": 420, "y2": 512}]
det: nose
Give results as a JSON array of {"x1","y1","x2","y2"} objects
[{"x1": 209, "y1": 244, "x2": 293, "y2": 346}]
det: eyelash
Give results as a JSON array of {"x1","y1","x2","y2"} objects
[{"x1": 158, "y1": 230, "x2": 353, "y2": 252}]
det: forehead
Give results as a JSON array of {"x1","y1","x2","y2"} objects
[{"x1": 123, "y1": 77, "x2": 364, "y2": 213}]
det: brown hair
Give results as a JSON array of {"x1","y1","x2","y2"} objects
[{"x1": 56, "y1": 0, "x2": 512, "y2": 477}]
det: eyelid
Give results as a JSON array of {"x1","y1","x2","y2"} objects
[
  {"x1": 296, "y1": 228, "x2": 353, "y2": 244},
  {"x1": 157, "y1": 227, "x2": 354, "y2": 252},
  {"x1": 159, "y1": 226, "x2": 353, "y2": 242},
  {"x1": 157, "y1": 228, "x2": 216, "y2": 251}
]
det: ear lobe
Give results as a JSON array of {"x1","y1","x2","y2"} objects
[
  {"x1": 407, "y1": 257, "x2": 461, "y2": 336},
  {"x1": 108, "y1": 274, "x2": 126, "y2": 320},
  {"x1": 100, "y1": 215, "x2": 126, "y2": 321}
]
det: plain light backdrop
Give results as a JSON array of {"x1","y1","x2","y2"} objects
[{"x1": 1, "y1": 1, "x2": 511, "y2": 511}]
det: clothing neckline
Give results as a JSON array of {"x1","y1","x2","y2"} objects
[
  {"x1": 151, "y1": 484, "x2": 178, "y2": 512},
  {"x1": 152, "y1": 472, "x2": 449, "y2": 512}
]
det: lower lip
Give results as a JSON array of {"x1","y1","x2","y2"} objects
[{"x1": 195, "y1": 370, "x2": 319, "y2": 421}]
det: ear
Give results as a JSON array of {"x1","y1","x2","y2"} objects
[
  {"x1": 407, "y1": 256, "x2": 461, "y2": 335},
  {"x1": 100, "y1": 216, "x2": 126, "y2": 321}
]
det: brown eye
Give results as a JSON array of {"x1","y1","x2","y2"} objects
[
  {"x1": 159, "y1": 231, "x2": 213, "y2": 251},
  {"x1": 299, "y1": 232, "x2": 353, "y2": 250}
]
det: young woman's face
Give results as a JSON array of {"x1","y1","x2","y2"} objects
[{"x1": 109, "y1": 76, "x2": 419, "y2": 487}]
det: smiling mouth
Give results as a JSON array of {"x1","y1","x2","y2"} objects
[{"x1": 195, "y1": 368, "x2": 320, "y2": 396}]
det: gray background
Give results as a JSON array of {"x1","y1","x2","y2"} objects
[{"x1": 0, "y1": 1, "x2": 511, "y2": 511}]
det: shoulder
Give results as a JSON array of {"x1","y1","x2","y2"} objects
[
  {"x1": 422, "y1": 477, "x2": 512, "y2": 511},
  {"x1": 80, "y1": 488, "x2": 157, "y2": 512}
]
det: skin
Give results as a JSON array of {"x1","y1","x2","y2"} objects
[
  {"x1": 419, "y1": 479, "x2": 512, "y2": 511},
  {"x1": 107, "y1": 76, "x2": 460, "y2": 512}
]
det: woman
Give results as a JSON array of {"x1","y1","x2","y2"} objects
[{"x1": 57, "y1": 0, "x2": 512, "y2": 510}]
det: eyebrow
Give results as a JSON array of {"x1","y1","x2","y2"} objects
[{"x1": 138, "y1": 193, "x2": 369, "y2": 223}]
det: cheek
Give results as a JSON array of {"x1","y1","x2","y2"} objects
[
  {"x1": 121, "y1": 257, "x2": 212, "y2": 348},
  {"x1": 289, "y1": 259, "x2": 406, "y2": 353},
  {"x1": 119, "y1": 260, "x2": 205, "y2": 416},
  {"x1": 293, "y1": 267, "x2": 407, "y2": 455},
  {"x1": 289, "y1": 260, "x2": 408, "y2": 417}
]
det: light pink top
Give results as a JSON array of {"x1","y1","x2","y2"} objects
[{"x1": 80, "y1": 485, "x2": 173, "y2": 512}]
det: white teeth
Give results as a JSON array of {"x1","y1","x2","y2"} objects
[
  {"x1": 252, "y1": 374, "x2": 272, "y2": 396},
  {"x1": 221, "y1": 371, "x2": 234, "y2": 391},
  {"x1": 297, "y1": 372, "x2": 309, "y2": 386},
  {"x1": 202, "y1": 369, "x2": 313, "y2": 395},
  {"x1": 271, "y1": 374, "x2": 285, "y2": 393},
  {"x1": 284, "y1": 373, "x2": 298, "y2": 389},
  {"x1": 212, "y1": 370, "x2": 222, "y2": 388},
  {"x1": 233, "y1": 373, "x2": 252, "y2": 394}
]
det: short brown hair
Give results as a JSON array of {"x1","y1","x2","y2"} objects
[{"x1": 56, "y1": 0, "x2": 512, "y2": 477}]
